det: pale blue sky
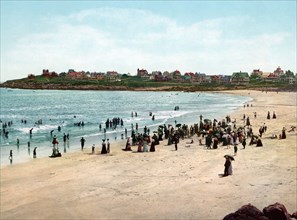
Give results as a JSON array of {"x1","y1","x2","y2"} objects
[{"x1": 1, "y1": 1, "x2": 296, "y2": 81}]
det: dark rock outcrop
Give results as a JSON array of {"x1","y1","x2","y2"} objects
[
  {"x1": 224, "y1": 203, "x2": 295, "y2": 220},
  {"x1": 223, "y1": 204, "x2": 269, "y2": 220},
  {"x1": 263, "y1": 202, "x2": 291, "y2": 220}
]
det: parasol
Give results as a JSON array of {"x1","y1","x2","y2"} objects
[{"x1": 224, "y1": 155, "x2": 235, "y2": 161}]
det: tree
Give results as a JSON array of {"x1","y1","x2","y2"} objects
[{"x1": 285, "y1": 70, "x2": 294, "y2": 77}]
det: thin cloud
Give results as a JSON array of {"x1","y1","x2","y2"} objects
[{"x1": 1, "y1": 7, "x2": 295, "y2": 81}]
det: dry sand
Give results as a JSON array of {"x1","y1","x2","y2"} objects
[{"x1": 1, "y1": 90, "x2": 296, "y2": 220}]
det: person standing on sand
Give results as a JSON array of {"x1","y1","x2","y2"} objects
[
  {"x1": 80, "y1": 137, "x2": 85, "y2": 150},
  {"x1": 234, "y1": 143, "x2": 238, "y2": 156},
  {"x1": 107, "y1": 139, "x2": 110, "y2": 153},
  {"x1": 92, "y1": 144, "x2": 95, "y2": 154},
  {"x1": 281, "y1": 127, "x2": 286, "y2": 139},
  {"x1": 173, "y1": 133, "x2": 179, "y2": 151},
  {"x1": 9, "y1": 150, "x2": 13, "y2": 164},
  {"x1": 242, "y1": 137, "x2": 246, "y2": 149},
  {"x1": 224, "y1": 156, "x2": 231, "y2": 176},
  {"x1": 33, "y1": 147, "x2": 37, "y2": 158},
  {"x1": 101, "y1": 139, "x2": 107, "y2": 154},
  {"x1": 150, "y1": 140, "x2": 156, "y2": 152}
]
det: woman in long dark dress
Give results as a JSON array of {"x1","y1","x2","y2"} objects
[
  {"x1": 213, "y1": 136, "x2": 218, "y2": 149},
  {"x1": 281, "y1": 127, "x2": 286, "y2": 139},
  {"x1": 224, "y1": 156, "x2": 231, "y2": 176},
  {"x1": 101, "y1": 140, "x2": 107, "y2": 154},
  {"x1": 150, "y1": 140, "x2": 155, "y2": 152}
]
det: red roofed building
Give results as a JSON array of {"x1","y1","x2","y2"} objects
[
  {"x1": 171, "y1": 70, "x2": 182, "y2": 81},
  {"x1": 67, "y1": 71, "x2": 85, "y2": 79}
]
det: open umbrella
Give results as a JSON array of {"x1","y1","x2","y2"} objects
[
  {"x1": 224, "y1": 155, "x2": 235, "y2": 161},
  {"x1": 176, "y1": 123, "x2": 181, "y2": 127}
]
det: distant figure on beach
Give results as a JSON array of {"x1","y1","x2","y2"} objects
[
  {"x1": 80, "y1": 137, "x2": 86, "y2": 150},
  {"x1": 246, "y1": 117, "x2": 250, "y2": 126},
  {"x1": 267, "y1": 111, "x2": 270, "y2": 119},
  {"x1": 63, "y1": 133, "x2": 67, "y2": 143},
  {"x1": 107, "y1": 139, "x2": 110, "y2": 153},
  {"x1": 150, "y1": 140, "x2": 156, "y2": 152},
  {"x1": 234, "y1": 143, "x2": 238, "y2": 155},
  {"x1": 152, "y1": 115, "x2": 155, "y2": 121},
  {"x1": 242, "y1": 137, "x2": 246, "y2": 149},
  {"x1": 256, "y1": 137, "x2": 263, "y2": 147},
  {"x1": 9, "y1": 150, "x2": 13, "y2": 164},
  {"x1": 224, "y1": 156, "x2": 232, "y2": 176},
  {"x1": 33, "y1": 147, "x2": 37, "y2": 158},
  {"x1": 29, "y1": 128, "x2": 33, "y2": 135},
  {"x1": 50, "y1": 130, "x2": 54, "y2": 136},
  {"x1": 281, "y1": 127, "x2": 286, "y2": 139},
  {"x1": 101, "y1": 139, "x2": 107, "y2": 154},
  {"x1": 272, "y1": 111, "x2": 276, "y2": 119},
  {"x1": 174, "y1": 133, "x2": 179, "y2": 151},
  {"x1": 16, "y1": 138, "x2": 19, "y2": 146},
  {"x1": 52, "y1": 135, "x2": 58, "y2": 147},
  {"x1": 92, "y1": 144, "x2": 95, "y2": 154},
  {"x1": 124, "y1": 137, "x2": 132, "y2": 151},
  {"x1": 143, "y1": 137, "x2": 148, "y2": 152}
]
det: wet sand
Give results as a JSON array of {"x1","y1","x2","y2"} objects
[{"x1": 1, "y1": 90, "x2": 296, "y2": 219}]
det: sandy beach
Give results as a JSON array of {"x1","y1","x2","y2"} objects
[{"x1": 1, "y1": 90, "x2": 296, "y2": 220}]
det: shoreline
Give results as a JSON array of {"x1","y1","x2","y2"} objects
[
  {"x1": 1, "y1": 90, "x2": 296, "y2": 219},
  {"x1": 0, "y1": 89, "x2": 251, "y2": 168}
]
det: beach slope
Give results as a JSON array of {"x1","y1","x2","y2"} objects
[{"x1": 1, "y1": 90, "x2": 296, "y2": 219}]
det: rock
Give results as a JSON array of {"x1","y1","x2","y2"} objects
[
  {"x1": 263, "y1": 202, "x2": 291, "y2": 220},
  {"x1": 291, "y1": 212, "x2": 297, "y2": 219},
  {"x1": 223, "y1": 204, "x2": 269, "y2": 220}
]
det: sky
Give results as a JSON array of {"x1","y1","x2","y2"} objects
[{"x1": 1, "y1": 0, "x2": 296, "y2": 82}]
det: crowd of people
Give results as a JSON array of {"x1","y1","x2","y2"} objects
[{"x1": 3, "y1": 102, "x2": 292, "y2": 174}]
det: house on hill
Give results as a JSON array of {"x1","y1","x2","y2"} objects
[
  {"x1": 231, "y1": 71, "x2": 250, "y2": 84},
  {"x1": 251, "y1": 69, "x2": 263, "y2": 77},
  {"x1": 171, "y1": 70, "x2": 182, "y2": 81},
  {"x1": 184, "y1": 72, "x2": 196, "y2": 82},
  {"x1": 106, "y1": 71, "x2": 119, "y2": 81},
  {"x1": 195, "y1": 73, "x2": 207, "y2": 83},
  {"x1": 67, "y1": 71, "x2": 85, "y2": 79},
  {"x1": 42, "y1": 69, "x2": 58, "y2": 78},
  {"x1": 273, "y1": 66, "x2": 284, "y2": 77},
  {"x1": 28, "y1": 74, "x2": 35, "y2": 80},
  {"x1": 137, "y1": 68, "x2": 149, "y2": 78}
]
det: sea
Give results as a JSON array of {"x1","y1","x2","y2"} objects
[{"x1": 0, "y1": 88, "x2": 252, "y2": 166}]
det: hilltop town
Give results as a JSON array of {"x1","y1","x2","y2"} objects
[{"x1": 1, "y1": 66, "x2": 296, "y2": 91}]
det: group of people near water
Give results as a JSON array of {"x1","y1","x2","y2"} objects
[{"x1": 3, "y1": 102, "x2": 292, "y2": 174}]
